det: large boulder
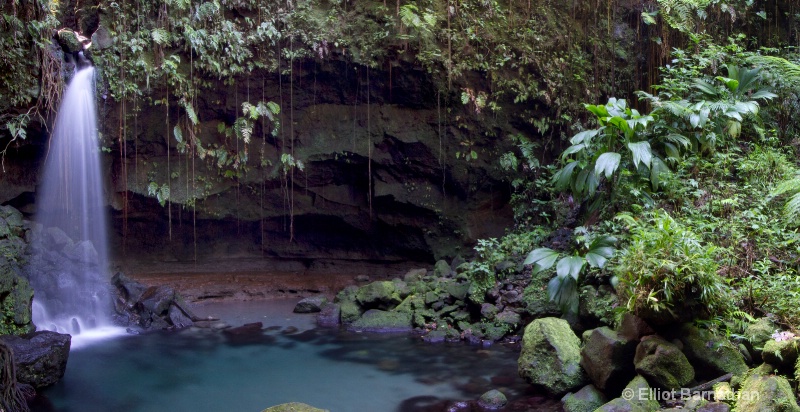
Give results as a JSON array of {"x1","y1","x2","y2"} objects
[
  {"x1": 616, "y1": 312, "x2": 655, "y2": 342},
  {"x1": 111, "y1": 272, "x2": 197, "y2": 329},
  {"x1": 761, "y1": 338, "x2": 799, "y2": 373},
  {"x1": 518, "y1": 317, "x2": 586, "y2": 396},
  {"x1": 595, "y1": 375, "x2": 661, "y2": 412},
  {"x1": 0, "y1": 331, "x2": 71, "y2": 388},
  {"x1": 580, "y1": 326, "x2": 637, "y2": 396},
  {"x1": 355, "y1": 281, "x2": 401, "y2": 308},
  {"x1": 561, "y1": 384, "x2": 606, "y2": 412},
  {"x1": 294, "y1": 296, "x2": 329, "y2": 313},
  {"x1": 261, "y1": 402, "x2": 329, "y2": 412},
  {"x1": 634, "y1": 335, "x2": 694, "y2": 390},
  {"x1": 733, "y1": 374, "x2": 800, "y2": 412},
  {"x1": 349, "y1": 309, "x2": 412, "y2": 332},
  {"x1": 679, "y1": 324, "x2": 748, "y2": 378}
]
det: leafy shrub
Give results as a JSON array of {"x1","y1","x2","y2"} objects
[
  {"x1": 614, "y1": 210, "x2": 732, "y2": 321},
  {"x1": 460, "y1": 229, "x2": 547, "y2": 296}
]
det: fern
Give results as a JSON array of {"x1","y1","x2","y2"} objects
[
  {"x1": 746, "y1": 55, "x2": 800, "y2": 86},
  {"x1": 656, "y1": 0, "x2": 714, "y2": 33},
  {"x1": 770, "y1": 175, "x2": 800, "y2": 225},
  {"x1": 151, "y1": 28, "x2": 170, "y2": 45}
]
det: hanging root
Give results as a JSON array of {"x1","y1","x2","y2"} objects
[{"x1": 0, "y1": 341, "x2": 32, "y2": 412}]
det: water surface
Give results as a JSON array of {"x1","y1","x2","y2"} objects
[{"x1": 37, "y1": 299, "x2": 539, "y2": 412}]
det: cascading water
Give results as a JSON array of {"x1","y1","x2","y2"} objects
[{"x1": 27, "y1": 65, "x2": 122, "y2": 345}]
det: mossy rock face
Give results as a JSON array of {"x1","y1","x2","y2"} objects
[
  {"x1": 57, "y1": 29, "x2": 84, "y2": 53},
  {"x1": 518, "y1": 317, "x2": 587, "y2": 396},
  {"x1": 732, "y1": 374, "x2": 800, "y2": 412},
  {"x1": 761, "y1": 339, "x2": 799, "y2": 371},
  {"x1": 433, "y1": 259, "x2": 452, "y2": 278},
  {"x1": 339, "y1": 300, "x2": 362, "y2": 324},
  {"x1": 595, "y1": 375, "x2": 661, "y2": 412},
  {"x1": 744, "y1": 318, "x2": 777, "y2": 352},
  {"x1": 679, "y1": 324, "x2": 748, "y2": 378},
  {"x1": 261, "y1": 402, "x2": 329, "y2": 412},
  {"x1": 561, "y1": 384, "x2": 606, "y2": 412},
  {"x1": 521, "y1": 270, "x2": 560, "y2": 317},
  {"x1": 349, "y1": 309, "x2": 412, "y2": 332},
  {"x1": 633, "y1": 335, "x2": 694, "y2": 390},
  {"x1": 578, "y1": 285, "x2": 618, "y2": 327},
  {"x1": 355, "y1": 281, "x2": 401, "y2": 307}
]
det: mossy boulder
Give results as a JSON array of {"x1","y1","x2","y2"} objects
[
  {"x1": 680, "y1": 324, "x2": 748, "y2": 378},
  {"x1": 518, "y1": 317, "x2": 587, "y2": 395},
  {"x1": 743, "y1": 318, "x2": 777, "y2": 354},
  {"x1": 634, "y1": 335, "x2": 694, "y2": 390},
  {"x1": 339, "y1": 300, "x2": 362, "y2": 324},
  {"x1": 478, "y1": 389, "x2": 507, "y2": 409},
  {"x1": 732, "y1": 374, "x2": 800, "y2": 412},
  {"x1": 355, "y1": 281, "x2": 402, "y2": 307},
  {"x1": 561, "y1": 384, "x2": 606, "y2": 412},
  {"x1": 0, "y1": 331, "x2": 71, "y2": 388},
  {"x1": 595, "y1": 375, "x2": 661, "y2": 412},
  {"x1": 761, "y1": 339, "x2": 799, "y2": 372},
  {"x1": 57, "y1": 29, "x2": 84, "y2": 53},
  {"x1": 580, "y1": 326, "x2": 637, "y2": 396},
  {"x1": 261, "y1": 403, "x2": 329, "y2": 412},
  {"x1": 579, "y1": 285, "x2": 618, "y2": 327},
  {"x1": 349, "y1": 309, "x2": 412, "y2": 332},
  {"x1": 433, "y1": 259, "x2": 452, "y2": 278}
]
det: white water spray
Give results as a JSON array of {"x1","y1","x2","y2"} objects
[{"x1": 29, "y1": 67, "x2": 124, "y2": 345}]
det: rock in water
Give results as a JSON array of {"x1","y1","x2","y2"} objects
[
  {"x1": 261, "y1": 402, "x2": 329, "y2": 412},
  {"x1": 0, "y1": 331, "x2": 71, "y2": 388},
  {"x1": 294, "y1": 296, "x2": 328, "y2": 313},
  {"x1": 477, "y1": 389, "x2": 507, "y2": 409},
  {"x1": 518, "y1": 317, "x2": 586, "y2": 395}
]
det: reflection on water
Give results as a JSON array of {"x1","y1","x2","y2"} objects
[{"x1": 36, "y1": 300, "x2": 553, "y2": 412}]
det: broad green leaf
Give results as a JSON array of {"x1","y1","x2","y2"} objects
[
  {"x1": 570, "y1": 129, "x2": 600, "y2": 145},
  {"x1": 524, "y1": 248, "x2": 560, "y2": 273},
  {"x1": 665, "y1": 133, "x2": 691, "y2": 148},
  {"x1": 664, "y1": 142, "x2": 680, "y2": 161},
  {"x1": 585, "y1": 103, "x2": 608, "y2": 118},
  {"x1": 750, "y1": 90, "x2": 777, "y2": 100},
  {"x1": 173, "y1": 125, "x2": 183, "y2": 143},
  {"x1": 586, "y1": 235, "x2": 616, "y2": 268},
  {"x1": 628, "y1": 141, "x2": 652, "y2": 169},
  {"x1": 561, "y1": 144, "x2": 585, "y2": 159},
  {"x1": 548, "y1": 275, "x2": 579, "y2": 314},
  {"x1": 552, "y1": 161, "x2": 580, "y2": 192},
  {"x1": 594, "y1": 152, "x2": 621, "y2": 179},
  {"x1": 608, "y1": 116, "x2": 630, "y2": 133},
  {"x1": 650, "y1": 156, "x2": 670, "y2": 190},
  {"x1": 689, "y1": 113, "x2": 700, "y2": 128},
  {"x1": 556, "y1": 256, "x2": 586, "y2": 281}
]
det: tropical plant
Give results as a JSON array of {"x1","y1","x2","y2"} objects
[
  {"x1": 613, "y1": 210, "x2": 732, "y2": 321},
  {"x1": 770, "y1": 174, "x2": 800, "y2": 226},
  {"x1": 524, "y1": 227, "x2": 616, "y2": 314},
  {"x1": 552, "y1": 98, "x2": 669, "y2": 208}
]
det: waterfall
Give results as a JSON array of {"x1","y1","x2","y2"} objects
[{"x1": 28, "y1": 66, "x2": 120, "y2": 343}]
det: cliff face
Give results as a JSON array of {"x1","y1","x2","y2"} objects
[{"x1": 2, "y1": 58, "x2": 516, "y2": 267}]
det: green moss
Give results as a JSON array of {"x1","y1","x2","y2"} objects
[
  {"x1": 680, "y1": 324, "x2": 749, "y2": 377},
  {"x1": 762, "y1": 339, "x2": 799, "y2": 370},
  {"x1": 518, "y1": 317, "x2": 586, "y2": 395},
  {"x1": 562, "y1": 385, "x2": 606, "y2": 412},
  {"x1": 355, "y1": 281, "x2": 401, "y2": 307},
  {"x1": 733, "y1": 374, "x2": 800, "y2": 412},
  {"x1": 349, "y1": 310, "x2": 412, "y2": 332}
]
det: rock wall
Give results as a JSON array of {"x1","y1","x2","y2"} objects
[{"x1": 2, "y1": 58, "x2": 516, "y2": 268}]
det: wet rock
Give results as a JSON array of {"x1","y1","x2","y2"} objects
[
  {"x1": 193, "y1": 320, "x2": 230, "y2": 330},
  {"x1": 355, "y1": 281, "x2": 401, "y2": 307},
  {"x1": 477, "y1": 389, "x2": 507, "y2": 410},
  {"x1": 561, "y1": 384, "x2": 606, "y2": 412},
  {"x1": 697, "y1": 402, "x2": 730, "y2": 412},
  {"x1": 580, "y1": 326, "x2": 636, "y2": 396},
  {"x1": 223, "y1": 322, "x2": 263, "y2": 336},
  {"x1": 139, "y1": 286, "x2": 177, "y2": 316},
  {"x1": 57, "y1": 29, "x2": 84, "y2": 53},
  {"x1": 480, "y1": 303, "x2": 499, "y2": 318},
  {"x1": 90, "y1": 25, "x2": 113, "y2": 49},
  {"x1": 294, "y1": 296, "x2": 329, "y2": 313},
  {"x1": 734, "y1": 374, "x2": 800, "y2": 412},
  {"x1": 518, "y1": 317, "x2": 587, "y2": 396},
  {"x1": 316, "y1": 303, "x2": 341, "y2": 327},
  {"x1": 762, "y1": 338, "x2": 799, "y2": 372},
  {"x1": 634, "y1": 335, "x2": 694, "y2": 390},
  {"x1": 434, "y1": 260, "x2": 452, "y2": 278},
  {"x1": 495, "y1": 309, "x2": 520, "y2": 327},
  {"x1": 349, "y1": 309, "x2": 412, "y2": 332},
  {"x1": 168, "y1": 305, "x2": 193, "y2": 328},
  {"x1": 679, "y1": 324, "x2": 748, "y2": 378},
  {"x1": 62, "y1": 240, "x2": 99, "y2": 265},
  {"x1": 616, "y1": 312, "x2": 655, "y2": 342},
  {"x1": 595, "y1": 375, "x2": 660, "y2": 412},
  {"x1": 261, "y1": 402, "x2": 329, "y2": 411},
  {"x1": 339, "y1": 300, "x2": 362, "y2": 324},
  {"x1": 42, "y1": 226, "x2": 73, "y2": 252},
  {"x1": 0, "y1": 331, "x2": 71, "y2": 388}
]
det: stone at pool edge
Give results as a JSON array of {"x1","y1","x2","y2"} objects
[
  {"x1": 293, "y1": 296, "x2": 329, "y2": 314},
  {"x1": 0, "y1": 330, "x2": 71, "y2": 388},
  {"x1": 261, "y1": 402, "x2": 329, "y2": 412},
  {"x1": 477, "y1": 389, "x2": 507, "y2": 409}
]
